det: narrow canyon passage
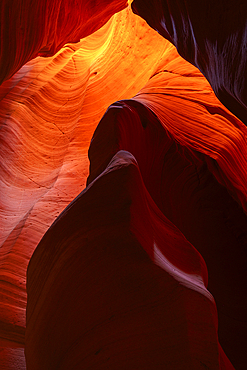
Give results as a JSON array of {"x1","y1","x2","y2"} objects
[{"x1": 0, "y1": 1, "x2": 247, "y2": 369}]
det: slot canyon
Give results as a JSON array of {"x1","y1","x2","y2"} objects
[{"x1": 0, "y1": 0, "x2": 247, "y2": 369}]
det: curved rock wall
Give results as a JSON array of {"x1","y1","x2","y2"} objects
[
  {"x1": 0, "y1": 2, "x2": 246, "y2": 369},
  {"x1": 0, "y1": 7, "x2": 171, "y2": 368},
  {"x1": 25, "y1": 151, "x2": 226, "y2": 369},
  {"x1": 87, "y1": 99, "x2": 247, "y2": 369},
  {"x1": 0, "y1": 0, "x2": 128, "y2": 85},
  {"x1": 132, "y1": 0, "x2": 247, "y2": 125}
]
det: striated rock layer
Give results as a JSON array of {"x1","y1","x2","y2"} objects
[
  {"x1": 0, "y1": 1, "x2": 247, "y2": 369},
  {"x1": 0, "y1": 7, "x2": 171, "y2": 368},
  {"x1": 88, "y1": 99, "x2": 247, "y2": 369},
  {"x1": 132, "y1": 0, "x2": 247, "y2": 125},
  {"x1": 133, "y1": 46, "x2": 247, "y2": 214},
  {"x1": 0, "y1": 0, "x2": 128, "y2": 85}
]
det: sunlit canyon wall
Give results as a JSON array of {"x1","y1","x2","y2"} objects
[{"x1": 0, "y1": 0, "x2": 247, "y2": 369}]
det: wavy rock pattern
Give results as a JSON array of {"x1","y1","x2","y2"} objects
[
  {"x1": 133, "y1": 46, "x2": 247, "y2": 213},
  {"x1": 0, "y1": 0, "x2": 128, "y2": 85},
  {"x1": 0, "y1": 7, "x2": 171, "y2": 369},
  {"x1": 0, "y1": 2, "x2": 246, "y2": 370},
  {"x1": 88, "y1": 99, "x2": 247, "y2": 369},
  {"x1": 132, "y1": 0, "x2": 247, "y2": 125}
]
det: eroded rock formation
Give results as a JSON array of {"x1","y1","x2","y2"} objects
[
  {"x1": 88, "y1": 99, "x2": 247, "y2": 369},
  {"x1": 0, "y1": 0, "x2": 128, "y2": 85},
  {"x1": 0, "y1": 1, "x2": 246, "y2": 369},
  {"x1": 132, "y1": 0, "x2": 247, "y2": 125},
  {"x1": 26, "y1": 150, "x2": 229, "y2": 369}
]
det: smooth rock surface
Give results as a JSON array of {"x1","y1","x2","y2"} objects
[
  {"x1": 88, "y1": 99, "x2": 247, "y2": 369},
  {"x1": 26, "y1": 151, "x2": 227, "y2": 369}
]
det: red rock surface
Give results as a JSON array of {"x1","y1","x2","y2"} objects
[
  {"x1": 0, "y1": 7, "x2": 172, "y2": 368},
  {"x1": 26, "y1": 151, "x2": 228, "y2": 369},
  {"x1": 0, "y1": 1, "x2": 246, "y2": 369},
  {"x1": 88, "y1": 99, "x2": 247, "y2": 369},
  {"x1": 0, "y1": 0, "x2": 128, "y2": 85}
]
